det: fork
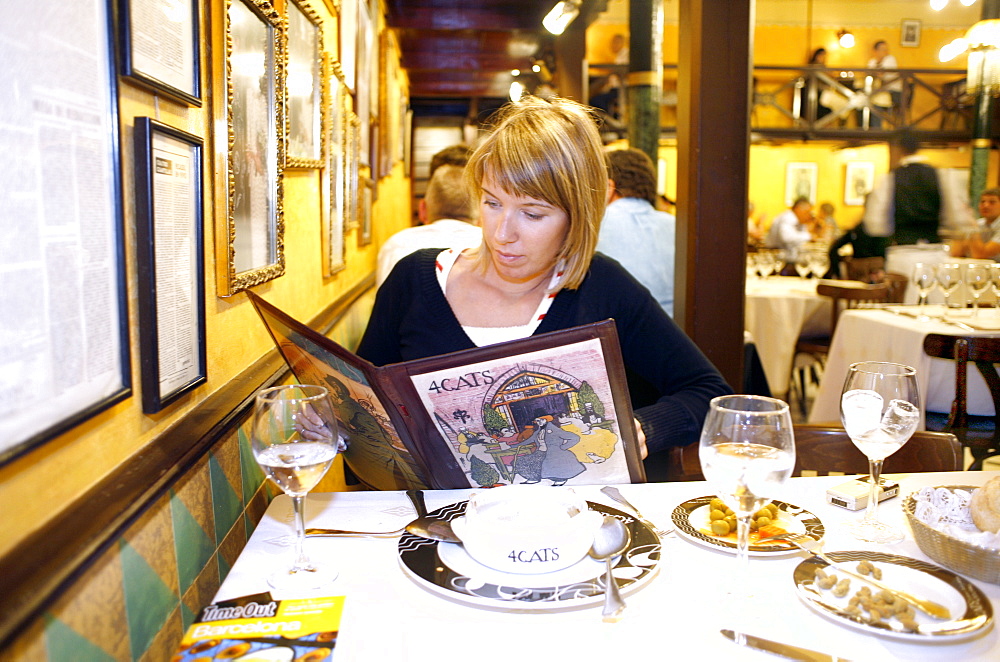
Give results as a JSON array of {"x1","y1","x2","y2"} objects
[
  {"x1": 758, "y1": 532, "x2": 951, "y2": 620},
  {"x1": 600, "y1": 486, "x2": 673, "y2": 538}
]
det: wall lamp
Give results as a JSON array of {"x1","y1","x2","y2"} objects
[
  {"x1": 543, "y1": 0, "x2": 582, "y2": 36},
  {"x1": 931, "y1": 0, "x2": 977, "y2": 10},
  {"x1": 837, "y1": 29, "x2": 855, "y2": 49}
]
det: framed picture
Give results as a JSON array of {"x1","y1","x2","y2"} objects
[
  {"x1": 133, "y1": 118, "x2": 207, "y2": 412},
  {"x1": 322, "y1": 59, "x2": 348, "y2": 275},
  {"x1": 339, "y1": 0, "x2": 358, "y2": 93},
  {"x1": 355, "y1": 0, "x2": 374, "y2": 167},
  {"x1": 844, "y1": 162, "x2": 876, "y2": 206},
  {"x1": 0, "y1": 0, "x2": 131, "y2": 464},
  {"x1": 119, "y1": 0, "x2": 201, "y2": 105},
  {"x1": 784, "y1": 162, "x2": 817, "y2": 206},
  {"x1": 358, "y1": 176, "x2": 374, "y2": 246},
  {"x1": 285, "y1": 0, "x2": 324, "y2": 168},
  {"x1": 901, "y1": 19, "x2": 921, "y2": 48},
  {"x1": 346, "y1": 110, "x2": 361, "y2": 230},
  {"x1": 220, "y1": 0, "x2": 286, "y2": 294}
]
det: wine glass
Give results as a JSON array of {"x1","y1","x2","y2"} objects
[
  {"x1": 756, "y1": 251, "x2": 775, "y2": 279},
  {"x1": 252, "y1": 384, "x2": 341, "y2": 590},
  {"x1": 839, "y1": 362, "x2": 919, "y2": 544},
  {"x1": 936, "y1": 263, "x2": 963, "y2": 314},
  {"x1": 808, "y1": 251, "x2": 830, "y2": 279},
  {"x1": 794, "y1": 251, "x2": 811, "y2": 279},
  {"x1": 967, "y1": 263, "x2": 991, "y2": 318},
  {"x1": 772, "y1": 252, "x2": 786, "y2": 278},
  {"x1": 699, "y1": 396, "x2": 796, "y2": 587},
  {"x1": 911, "y1": 263, "x2": 937, "y2": 320}
]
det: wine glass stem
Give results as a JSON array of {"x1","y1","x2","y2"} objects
[
  {"x1": 290, "y1": 494, "x2": 315, "y2": 573},
  {"x1": 863, "y1": 459, "x2": 884, "y2": 524},
  {"x1": 735, "y1": 512, "x2": 752, "y2": 579}
]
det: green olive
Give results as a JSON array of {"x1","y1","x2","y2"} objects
[
  {"x1": 709, "y1": 509, "x2": 726, "y2": 521},
  {"x1": 710, "y1": 498, "x2": 726, "y2": 511},
  {"x1": 711, "y1": 519, "x2": 731, "y2": 535},
  {"x1": 756, "y1": 516, "x2": 771, "y2": 528},
  {"x1": 766, "y1": 503, "x2": 779, "y2": 517}
]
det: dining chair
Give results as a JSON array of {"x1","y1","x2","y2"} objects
[
  {"x1": 882, "y1": 271, "x2": 909, "y2": 303},
  {"x1": 792, "y1": 424, "x2": 962, "y2": 476},
  {"x1": 838, "y1": 256, "x2": 885, "y2": 283},
  {"x1": 922, "y1": 333, "x2": 1000, "y2": 470},
  {"x1": 790, "y1": 280, "x2": 892, "y2": 415}
]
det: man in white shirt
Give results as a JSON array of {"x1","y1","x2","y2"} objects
[
  {"x1": 867, "y1": 40, "x2": 901, "y2": 128},
  {"x1": 376, "y1": 164, "x2": 481, "y2": 285},
  {"x1": 952, "y1": 187, "x2": 1000, "y2": 260},
  {"x1": 766, "y1": 197, "x2": 819, "y2": 262}
]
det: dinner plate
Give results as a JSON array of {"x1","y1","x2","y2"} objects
[
  {"x1": 793, "y1": 551, "x2": 993, "y2": 642},
  {"x1": 670, "y1": 496, "x2": 824, "y2": 556},
  {"x1": 397, "y1": 500, "x2": 661, "y2": 611}
]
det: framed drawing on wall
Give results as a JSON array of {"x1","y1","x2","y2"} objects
[
  {"x1": 220, "y1": 0, "x2": 286, "y2": 294},
  {"x1": 120, "y1": 0, "x2": 202, "y2": 105},
  {"x1": 844, "y1": 162, "x2": 875, "y2": 206},
  {"x1": 355, "y1": 0, "x2": 373, "y2": 166},
  {"x1": 345, "y1": 110, "x2": 361, "y2": 230},
  {"x1": 323, "y1": 59, "x2": 347, "y2": 275},
  {"x1": 285, "y1": 0, "x2": 324, "y2": 168},
  {"x1": 339, "y1": 0, "x2": 358, "y2": 92},
  {"x1": 359, "y1": 176, "x2": 374, "y2": 246},
  {"x1": 0, "y1": 0, "x2": 131, "y2": 464},
  {"x1": 901, "y1": 19, "x2": 921, "y2": 48},
  {"x1": 133, "y1": 118, "x2": 207, "y2": 412},
  {"x1": 784, "y1": 162, "x2": 817, "y2": 206}
]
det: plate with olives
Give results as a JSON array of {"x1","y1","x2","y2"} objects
[{"x1": 671, "y1": 496, "x2": 825, "y2": 556}]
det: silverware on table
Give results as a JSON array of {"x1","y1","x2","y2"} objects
[
  {"x1": 758, "y1": 533, "x2": 951, "y2": 620},
  {"x1": 600, "y1": 485, "x2": 673, "y2": 537},
  {"x1": 588, "y1": 515, "x2": 630, "y2": 622},
  {"x1": 721, "y1": 629, "x2": 852, "y2": 661}
]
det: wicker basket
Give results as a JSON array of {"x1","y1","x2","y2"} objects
[{"x1": 903, "y1": 485, "x2": 1000, "y2": 585}]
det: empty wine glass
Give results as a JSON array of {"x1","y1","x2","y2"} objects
[
  {"x1": 808, "y1": 251, "x2": 830, "y2": 279},
  {"x1": 937, "y1": 263, "x2": 963, "y2": 314},
  {"x1": 839, "y1": 362, "x2": 919, "y2": 544},
  {"x1": 990, "y1": 264, "x2": 1000, "y2": 299},
  {"x1": 794, "y1": 252, "x2": 811, "y2": 278},
  {"x1": 912, "y1": 263, "x2": 937, "y2": 320},
  {"x1": 967, "y1": 263, "x2": 991, "y2": 318},
  {"x1": 772, "y1": 252, "x2": 786, "y2": 278},
  {"x1": 252, "y1": 384, "x2": 340, "y2": 590},
  {"x1": 756, "y1": 251, "x2": 775, "y2": 279},
  {"x1": 700, "y1": 396, "x2": 795, "y2": 585}
]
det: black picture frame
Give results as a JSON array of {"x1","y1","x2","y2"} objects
[
  {"x1": 119, "y1": 0, "x2": 202, "y2": 106},
  {"x1": 0, "y1": 0, "x2": 131, "y2": 465},
  {"x1": 134, "y1": 118, "x2": 207, "y2": 413}
]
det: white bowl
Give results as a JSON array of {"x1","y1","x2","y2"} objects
[{"x1": 450, "y1": 485, "x2": 603, "y2": 575}]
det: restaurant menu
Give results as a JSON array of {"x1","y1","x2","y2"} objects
[
  {"x1": 247, "y1": 291, "x2": 646, "y2": 492},
  {"x1": 174, "y1": 592, "x2": 344, "y2": 661}
]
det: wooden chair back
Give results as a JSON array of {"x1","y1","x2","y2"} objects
[
  {"x1": 815, "y1": 280, "x2": 890, "y2": 336},
  {"x1": 882, "y1": 272, "x2": 909, "y2": 303},
  {"x1": 922, "y1": 333, "x2": 1000, "y2": 469},
  {"x1": 839, "y1": 256, "x2": 885, "y2": 282},
  {"x1": 793, "y1": 424, "x2": 962, "y2": 476}
]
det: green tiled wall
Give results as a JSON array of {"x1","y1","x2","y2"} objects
[{"x1": 8, "y1": 418, "x2": 271, "y2": 662}]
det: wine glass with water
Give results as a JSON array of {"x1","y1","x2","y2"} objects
[
  {"x1": 967, "y1": 263, "x2": 991, "y2": 318},
  {"x1": 937, "y1": 263, "x2": 963, "y2": 314},
  {"x1": 700, "y1": 396, "x2": 796, "y2": 585},
  {"x1": 839, "y1": 362, "x2": 919, "y2": 544},
  {"x1": 252, "y1": 384, "x2": 340, "y2": 590}
]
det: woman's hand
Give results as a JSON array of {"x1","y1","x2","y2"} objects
[{"x1": 633, "y1": 418, "x2": 648, "y2": 459}]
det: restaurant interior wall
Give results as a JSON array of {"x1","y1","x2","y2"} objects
[{"x1": 0, "y1": 0, "x2": 414, "y2": 658}]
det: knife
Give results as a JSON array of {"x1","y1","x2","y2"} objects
[{"x1": 720, "y1": 629, "x2": 852, "y2": 662}]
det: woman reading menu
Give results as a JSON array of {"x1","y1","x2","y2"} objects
[{"x1": 356, "y1": 96, "x2": 731, "y2": 478}]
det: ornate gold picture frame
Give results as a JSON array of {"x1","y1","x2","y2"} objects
[
  {"x1": 285, "y1": 0, "x2": 325, "y2": 168},
  {"x1": 219, "y1": 0, "x2": 286, "y2": 295},
  {"x1": 322, "y1": 58, "x2": 348, "y2": 275}
]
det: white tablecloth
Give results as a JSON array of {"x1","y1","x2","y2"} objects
[
  {"x1": 808, "y1": 306, "x2": 1000, "y2": 425},
  {"x1": 745, "y1": 276, "x2": 830, "y2": 395},
  {"x1": 217, "y1": 473, "x2": 1000, "y2": 661}
]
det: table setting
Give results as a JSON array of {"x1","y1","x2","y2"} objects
[{"x1": 202, "y1": 385, "x2": 1000, "y2": 662}]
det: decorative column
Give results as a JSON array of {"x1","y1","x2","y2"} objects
[
  {"x1": 626, "y1": 0, "x2": 663, "y2": 165},
  {"x1": 970, "y1": 2, "x2": 1000, "y2": 203}
]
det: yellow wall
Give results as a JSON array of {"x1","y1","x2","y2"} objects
[{"x1": 0, "y1": 0, "x2": 412, "y2": 559}]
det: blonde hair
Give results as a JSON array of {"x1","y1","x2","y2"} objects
[{"x1": 464, "y1": 96, "x2": 608, "y2": 290}]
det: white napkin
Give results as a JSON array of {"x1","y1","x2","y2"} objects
[{"x1": 912, "y1": 486, "x2": 1000, "y2": 550}]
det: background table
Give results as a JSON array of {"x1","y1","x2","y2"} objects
[
  {"x1": 745, "y1": 276, "x2": 830, "y2": 396},
  {"x1": 808, "y1": 305, "x2": 1000, "y2": 425},
  {"x1": 216, "y1": 473, "x2": 999, "y2": 661},
  {"x1": 885, "y1": 245, "x2": 993, "y2": 305}
]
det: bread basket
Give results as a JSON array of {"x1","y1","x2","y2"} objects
[{"x1": 903, "y1": 485, "x2": 1000, "y2": 585}]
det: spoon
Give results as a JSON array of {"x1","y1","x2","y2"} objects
[
  {"x1": 405, "y1": 489, "x2": 462, "y2": 543},
  {"x1": 588, "y1": 515, "x2": 631, "y2": 622}
]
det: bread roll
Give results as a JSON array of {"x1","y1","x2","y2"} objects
[{"x1": 970, "y1": 476, "x2": 1000, "y2": 533}]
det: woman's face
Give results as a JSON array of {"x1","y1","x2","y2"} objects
[{"x1": 479, "y1": 177, "x2": 569, "y2": 285}]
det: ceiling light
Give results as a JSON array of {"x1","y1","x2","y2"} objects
[
  {"x1": 509, "y1": 80, "x2": 525, "y2": 102},
  {"x1": 961, "y1": 0, "x2": 977, "y2": 6},
  {"x1": 543, "y1": 0, "x2": 581, "y2": 36},
  {"x1": 930, "y1": 0, "x2": 947, "y2": 9},
  {"x1": 511, "y1": 69, "x2": 520, "y2": 76},
  {"x1": 837, "y1": 30, "x2": 855, "y2": 49}
]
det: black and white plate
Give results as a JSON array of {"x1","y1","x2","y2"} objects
[
  {"x1": 397, "y1": 501, "x2": 661, "y2": 611},
  {"x1": 794, "y1": 551, "x2": 993, "y2": 642},
  {"x1": 671, "y1": 496, "x2": 824, "y2": 556}
]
